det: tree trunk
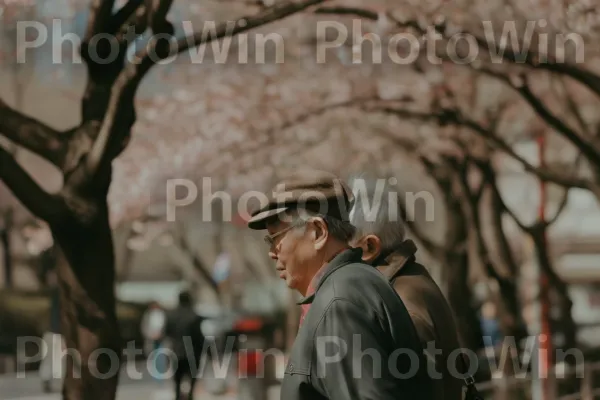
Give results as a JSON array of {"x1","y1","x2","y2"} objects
[
  {"x1": 445, "y1": 251, "x2": 484, "y2": 352},
  {"x1": 494, "y1": 278, "x2": 528, "y2": 348},
  {"x1": 1, "y1": 209, "x2": 13, "y2": 288},
  {"x1": 531, "y1": 229, "x2": 577, "y2": 352},
  {"x1": 531, "y1": 228, "x2": 578, "y2": 395},
  {"x1": 51, "y1": 203, "x2": 121, "y2": 400}
]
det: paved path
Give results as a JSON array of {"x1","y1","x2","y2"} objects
[
  {"x1": 3, "y1": 380, "x2": 281, "y2": 400},
  {"x1": 0, "y1": 359, "x2": 284, "y2": 400}
]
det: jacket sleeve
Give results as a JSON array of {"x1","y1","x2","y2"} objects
[{"x1": 312, "y1": 298, "x2": 410, "y2": 400}]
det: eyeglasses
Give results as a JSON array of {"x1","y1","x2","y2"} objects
[{"x1": 263, "y1": 220, "x2": 305, "y2": 247}]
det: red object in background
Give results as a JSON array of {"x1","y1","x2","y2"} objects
[
  {"x1": 238, "y1": 350, "x2": 263, "y2": 376},
  {"x1": 588, "y1": 291, "x2": 600, "y2": 307},
  {"x1": 233, "y1": 318, "x2": 263, "y2": 332},
  {"x1": 231, "y1": 212, "x2": 249, "y2": 226}
]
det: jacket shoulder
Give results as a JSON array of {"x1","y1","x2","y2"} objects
[{"x1": 329, "y1": 262, "x2": 397, "y2": 301}]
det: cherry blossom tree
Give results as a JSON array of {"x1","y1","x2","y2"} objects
[
  {"x1": 2, "y1": 1, "x2": 598, "y2": 396},
  {"x1": 0, "y1": 0, "x2": 328, "y2": 398}
]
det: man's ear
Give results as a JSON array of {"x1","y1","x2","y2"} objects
[
  {"x1": 360, "y1": 235, "x2": 382, "y2": 264},
  {"x1": 311, "y1": 218, "x2": 328, "y2": 251}
]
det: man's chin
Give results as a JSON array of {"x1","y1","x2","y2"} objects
[{"x1": 283, "y1": 275, "x2": 297, "y2": 289}]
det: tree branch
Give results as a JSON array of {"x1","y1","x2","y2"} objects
[
  {"x1": 108, "y1": 0, "x2": 145, "y2": 35},
  {"x1": 315, "y1": 5, "x2": 378, "y2": 19},
  {"x1": 84, "y1": 0, "x2": 117, "y2": 43},
  {"x1": 544, "y1": 187, "x2": 570, "y2": 227},
  {"x1": 86, "y1": 0, "x2": 327, "y2": 181},
  {"x1": 175, "y1": 221, "x2": 220, "y2": 295},
  {"x1": 417, "y1": 155, "x2": 465, "y2": 256},
  {"x1": 555, "y1": 77, "x2": 592, "y2": 137},
  {"x1": 470, "y1": 34, "x2": 600, "y2": 99},
  {"x1": 478, "y1": 69, "x2": 600, "y2": 167},
  {"x1": 366, "y1": 103, "x2": 595, "y2": 191},
  {"x1": 0, "y1": 99, "x2": 68, "y2": 168},
  {"x1": 316, "y1": 5, "x2": 600, "y2": 99},
  {"x1": 474, "y1": 157, "x2": 529, "y2": 232},
  {"x1": 146, "y1": 0, "x2": 174, "y2": 34},
  {"x1": 132, "y1": 0, "x2": 329, "y2": 80},
  {"x1": 0, "y1": 146, "x2": 67, "y2": 224},
  {"x1": 230, "y1": 92, "x2": 596, "y2": 195},
  {"x1": 488, "y1": 181, "x2": 519, "y2": 276},
  {"x1": 397, "y1": 198, "x2": 443, "y2": 257}
]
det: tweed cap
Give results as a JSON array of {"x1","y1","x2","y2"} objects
[{"x1": 247, "y1": 170, "x2": 354, "y2": 230}]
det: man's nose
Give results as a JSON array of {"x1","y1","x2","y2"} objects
[{"x1": 268, "y1": 248, "x2": 278, "y2": 260}]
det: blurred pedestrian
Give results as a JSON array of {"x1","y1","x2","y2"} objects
[
  {"x1": 480, "y1": 301, "x2": 503, "y2": 349},
  {"x1": 348, "y1": 176, "x2": 469, "y2": 400},
  {"x1": 246, "y1": 170, "x2": 433, "y2": 400},
  {"x1": 164, "y1": 291, "x2": 205, "y2": 400},
  {"x1": 141, "y1": 301, "x2": 166, "y2": 378},
  {"x1": 40, "y1": 270, "x2": 63, "y2": 393}
]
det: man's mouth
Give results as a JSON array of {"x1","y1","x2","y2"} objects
[{"x1": 276, "y1": 266, "x2": 285, "y2": 278}]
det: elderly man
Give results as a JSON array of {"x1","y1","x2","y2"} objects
[
  {"x1": 247, "y1": 171, "x2": 433, "y2": 400},
  {"x1": 348, "y1": 176, "x2": 480, "y2": 400}
]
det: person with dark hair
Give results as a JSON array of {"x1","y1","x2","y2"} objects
[{"x1": 164, "y1": 290, "x2": 205, "y2": 400}]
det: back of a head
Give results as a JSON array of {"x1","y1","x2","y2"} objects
[
  {"x1": 348, "y1": 174, "x2": 406, "y2": 253},
  {"x1": 178, "y1": 291, "x2": 193, "y2": 307}
]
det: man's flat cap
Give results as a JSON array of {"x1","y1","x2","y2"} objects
[{"x1": 247, "y1": 170, "x2": 354, "y2": 230}]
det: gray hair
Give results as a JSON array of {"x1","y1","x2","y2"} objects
[
  {"x1": 348, "y1": 175, "x2": 406, "y2": 253},
  {"x1": 281, "y1": 208, "x2": 356, "y2": 243}
]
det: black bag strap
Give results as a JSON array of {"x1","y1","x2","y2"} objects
[{"x1": 459, "y1": 352, "x2": 484, "y2": 400}]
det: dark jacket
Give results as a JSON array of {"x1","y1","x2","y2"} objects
[
  {"x1": 377, "y1": 240, "x2": 463, "y2": 400},
  {"x1": 164, "y1": 305, "x2": 205, "y2": 360},
  {"x1": 49, "y1": 287, "x2": 61, "y2": 334},
  {"x1": 281, "y1": 248, "x2": 434, "y2": 400}
]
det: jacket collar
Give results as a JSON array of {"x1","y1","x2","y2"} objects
[
  {"x1": 297, "y1": 247, "x2": 363, "y2": 306},
  {"x1": 377, "y1": 239, "x2": 418, "y2": 281}
]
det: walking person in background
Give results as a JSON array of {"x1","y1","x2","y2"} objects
[
  {"x1": 141, "y1": 301, "x2": 166, "y2": 379},
  {"x1": 40, "y1": 269, "x2": 62, "y2": 393},
  {"x1": 479, "y1": 301, "x2": 503, "y2": 349},
  {"x1": 348, "y1": 176, "x2": 480, "y2": 400},
  {"x1": 164, "y1": 291, "x2": 205, "y2": 400}
]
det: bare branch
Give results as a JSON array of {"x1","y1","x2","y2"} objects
[
  {"x1": 0, "y1": 99, "x2": 68, "y2": 168},
  {"x1": 479, "y1": 69, "x2": 600, "y2": 167},
  {"x1": 133, "y1": 0, "x2": 329, "y2": 79},
  {"x1": 87, "y1": 0, "x2": 327, "y2": 181},
  {"x1": 108, "y1": 0, "x2": 145, "y2": 35},
  {"x1": 488, "y1": 182, "x2": 518, "y2": 276},
  {"x1": 316, "y1": 5, "x2": 600, "y2": 99},
  {"x1": 0, "y1": 146, "x2": 67, "y2": 225},
  {"x1": 145, "y1": 0, "x2": 174, "y2": 36},
  {"x1": 366, "y1": 103, "x2": 595, "y2": 191},
  {"x1": 84, "y1": 0, "x2": 117, "y2": 42},
  {"x1": 174, "y1": 221, "x2": 220, "y2": 295},
  {"x1": 554, "y1": 77, "x2": 592, "y2": 137},
  {"x1": 476, "y1": 158, "x2": 530, "y2": 232},
  {"x1": 396, "y1": 195, "x2": 443, "y2": 257},
  {"x1": 545, "y1": 187, "x2": 570, "y2": 227},
  {"x1": 543, "y1": 152, "x2": 584, "y2": 227},
  {"x1": 315, "y1": 6, "x2": 378, "y2": 19},
  {"x1": 470, "y1": 33, "x2": 600, "y2": 98}
]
